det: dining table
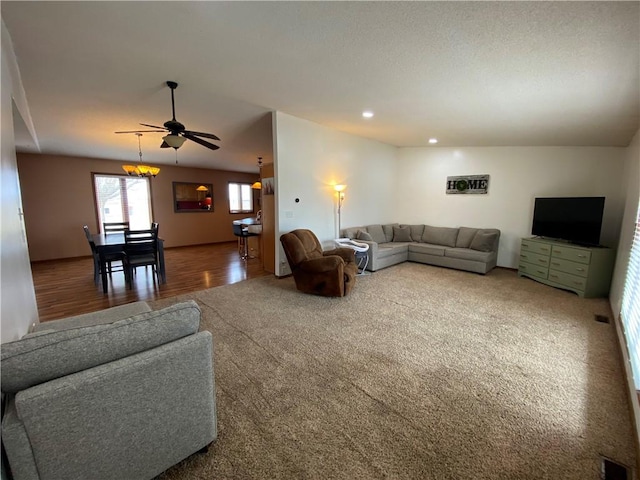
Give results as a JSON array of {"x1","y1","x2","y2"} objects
[{"x1": 92, "y1": 232, "x2": 166, "y2": 293}]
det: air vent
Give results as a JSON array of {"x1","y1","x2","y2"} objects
[
  {"x1": 601, "y1": 456, "x2": 630, "y2": 480},
  {"x1": 595, "y1": 314, "x2": 610, "y2": 324}
]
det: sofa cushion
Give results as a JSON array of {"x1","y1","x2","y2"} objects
[
  {"x1": 343, "y1": 227, "x2": 361, "y2": 239},
  {"x1": 366, "y1": 224, "x2": 387, "y2": 244},
  {"x1": 470, "y1": 230, "x2": 499, "y2": 252},
  {"x1": 421, "y1": 226, "x2": 459, "y2": 247},
  {"x1": 402, "y1": 224, "x2": 425, "y2": 242},
  {"x1": 377, "y1": 243, "x2": 410, "y2": 259},
  {"x1": 382, "y1": 224, "x2": 398, "y2": 243},
  {"x1": 445, "y1": 247, "x2": 494, "y2": 262},
  {"x1": 392, "y1": 226, "x2": 412, "y2": 242},
  {"x1": 408, "y1": 243, "x2": 446, "y2": 257},
  {"x1": 455, "y1": 227, "x2": 479, "y2": 248},
  {"x1": 1, "y1": 301, "x2": 201, "y2": 394},
  {"x1": 356, "y1": 230, "x2": 373, "y2": 241}
]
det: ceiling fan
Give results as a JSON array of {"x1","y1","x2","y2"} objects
[{"x1": 115, "y1": 81, "x2": 220, "y2": 151}]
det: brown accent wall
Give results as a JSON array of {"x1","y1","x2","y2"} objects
[{"x1": 18, "y1": 153, "x2": 259, "y2": 261}]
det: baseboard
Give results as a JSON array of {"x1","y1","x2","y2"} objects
[{"x1": 613, "y1": 312, "x2": 640, "y2": 477}]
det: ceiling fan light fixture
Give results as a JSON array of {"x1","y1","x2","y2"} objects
[{"x1": 163, "y1": 134, "x2": 186, "y2": 149}]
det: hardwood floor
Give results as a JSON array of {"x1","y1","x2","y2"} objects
[{"x1": 31, "y1": 242, "x2": 270, "y2": 322}]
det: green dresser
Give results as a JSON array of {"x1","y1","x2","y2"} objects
[{"x1": 517, "y1": 237, "x2": 615, "y2": 298}]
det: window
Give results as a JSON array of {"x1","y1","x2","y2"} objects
[
  {"x1": 93, "y1": 174, "x2": 152, "y2": 232},
  {"x1": 228, "y1": 182, "x2": 253, "y2": 214},
  {"x1": 621, "y1": 200, "x2": 640, "y2": 390}
]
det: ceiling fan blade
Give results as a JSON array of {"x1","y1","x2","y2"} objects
[
  {"x1": 115, "y1": 129, "x2": 166, "y2": 134},
  {"x1": 183, "y1": 130, "x2": 221, "y2": 141},
  {"x1": 160, "y1": 141, "x2": 170, "y2": 148},
  {"x1": 183, "y1": 133, "x2": 220, "y2": 151},
  {"x1": 140, "y1": 123, "x2": 166, "y2": 130}
]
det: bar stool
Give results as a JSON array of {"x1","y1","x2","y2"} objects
[{"x1": 233, "y1": 223, "x2": 258, "y2": 259}]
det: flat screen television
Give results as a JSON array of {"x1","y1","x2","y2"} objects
[{"x1": 531, "y1": 197, "x2": 605, "y2": 246}]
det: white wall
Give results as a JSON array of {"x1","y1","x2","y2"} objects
[
  {"x1": 1, "y1": 20, "x2": 39, "y2": 342},
  {"x1": 395, "y1": 147, "x2": 627, "y2": 268},
  {"x1": 273, "y1": 112, "x2": 397, "y2": 276}
]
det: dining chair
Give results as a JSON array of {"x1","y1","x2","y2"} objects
[
  {"x1": 123, "y1": 229, "x2": 159, "y2": 287},
  {"x1": 83, "y1": 225, "x2": 125, "y2": 286},
  {"x1": 151, "y1": 222, "x2": 159, "y2": 236},
  {"x1": 103, "y1": 221, "x2": 130, "y2": 234}
]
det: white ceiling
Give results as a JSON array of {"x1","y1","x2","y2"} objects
[{"x1": 2, "y1": 1, "x2": 639, "y2": 173}]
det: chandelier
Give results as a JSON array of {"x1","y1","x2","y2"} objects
[{"x1": 122, "y1": 133, "x2": 160, "y2": 177}]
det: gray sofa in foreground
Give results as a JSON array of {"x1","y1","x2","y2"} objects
[
  {"x1": 1, "y1": 300, "x2": 217, "y2": 480},
  {"x1": 341, "y1": 223, "x2": 500, "y2": 274}
]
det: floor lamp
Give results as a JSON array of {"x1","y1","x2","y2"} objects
[{"x1": 334, "y1": 184, "x2": 347, "y2": 235}]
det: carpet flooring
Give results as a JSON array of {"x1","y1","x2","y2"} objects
[{"x1": 153, "y1": 263, "x2": 636, "y2": 480}]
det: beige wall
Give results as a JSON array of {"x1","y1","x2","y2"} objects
[{"x1": 18, "y1": 153, "x2": 260, "y2": 261}]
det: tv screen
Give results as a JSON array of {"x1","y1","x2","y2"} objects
[{"x1": 532, "y1": 197, "x2": 605, "y2": 246}]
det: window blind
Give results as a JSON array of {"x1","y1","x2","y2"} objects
[
  {"x1": 621, "y1": 201, "x2": 640, "y2": 389},
  {"x1": 93, "y1": 174, "x2": 151, "y2": 231},
  {"x1": 228, "y1": 182, "x2": 253, "y2": 214}
]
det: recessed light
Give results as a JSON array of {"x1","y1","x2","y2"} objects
[
  {"x1": 362, "y1": 111, "x2": 374, "y2": 118},
  {"x1": 428, "y1": 138, "x2": 438, "y2": 144}
]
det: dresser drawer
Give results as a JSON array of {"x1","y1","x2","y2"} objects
[
  {"x1": 521, "y1": 239, "x2": 552, "y2": 256},
  {"x1": 548, "y1": 270, "x2": 587, "y2": 291},
  {"x1": 551, "y1": 245, "x2": 591, "y2": 265},
  {"x1": 519, "y1": 251, "x2": 550, "y2": 267},
  {"x1": 518, "y1": 262, "x2": 549, "y2": 280},
  {"x1": 548, "y1": 257, "x2": 589, "y2": 278}
]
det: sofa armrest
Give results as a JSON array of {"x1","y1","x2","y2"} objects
[
  {"x1": 300, "y1": 255, "x2": 343, "y2": 274},
  {"x1": 30, "y1": 301, "x2": 152, "y2": 333},
  {"x1": 2, "y1": 301, "x2": 200, "y2": 394},
  {"x1": 354, "y1": 239, "x2": 378, "y2": 256}
]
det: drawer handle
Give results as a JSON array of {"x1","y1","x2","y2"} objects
[
  {"x1": 538, "y1": 259, "x2": 546, "y2": 263},
  {"x1": 550, "y1": 274, "x2": 558, "y2": 279},
  {"x1": 551, "y1": 262, "x2": 560, "y2": 266},
  {"x1": 541, "y1": 248, "x2": 549, "y2": 252},
  {"x1": 575, "y1": 268, "x2": 585, "y2": 272},
  {"x1": 574, "y1": 281, "x2": 583, "y2": 285},
  {"x1": 520, "y1": 254, "x2": 528, "y2": 258},
  {"x1": 537, "y1": 270, "x2": 546, "y2": 274},
  {"x1": 577, "y1": 254, "x2": 587, "y2": 258},
  {"x1": 555, "y1": 250, "x2": 562, "y2": 254}
]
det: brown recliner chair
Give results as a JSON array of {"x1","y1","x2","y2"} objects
[{"x1": 280, "y1": 229, "x2": 358, "y2": 297}]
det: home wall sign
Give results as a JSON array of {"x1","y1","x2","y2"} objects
[{"x1": 446, "y1": 175, "x2": 490, "y2": 194}]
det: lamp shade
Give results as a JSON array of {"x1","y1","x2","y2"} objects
[
  {"x1": 122, "y1": 165, "x2": 138, "y2": 176},
  {"x1": 121, "y1": 164, "x2": 160, "y2": 178},
  {"x1": 251, "y1": 181, "x2": 262, "y2": 190},
  {"x1": 163, "y1": 134, "x2": 186, "y2": 149}
]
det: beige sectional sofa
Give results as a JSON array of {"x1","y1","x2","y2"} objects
[{"x1": 341, "y1": 223, "x2": 500, "y2": 274}]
